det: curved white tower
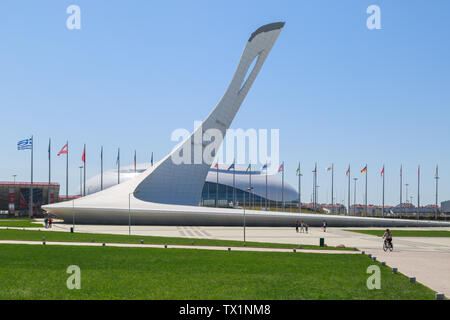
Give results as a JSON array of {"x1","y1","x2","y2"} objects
[
  {"x1": 134, "y1": 22, "x2": 285, "y2": 206},
  {"x1": 43, "y1": 22, "x2": 450, "y2": 228}
]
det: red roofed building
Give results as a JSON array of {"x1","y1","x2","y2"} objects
[{"x1": 0, "y1": 181, "x2": 60, "y2": 217}]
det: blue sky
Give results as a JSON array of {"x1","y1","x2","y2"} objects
[{"x1": 0, "y1": 1, "x2": 449, "y2": 206}]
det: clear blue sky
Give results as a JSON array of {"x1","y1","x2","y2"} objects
[{"x1": 1, "y1": 1, "x2": 449, "y2": 206}]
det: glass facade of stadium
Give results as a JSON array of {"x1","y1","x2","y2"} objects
[{"x1": 200, "y1": 181, "x2": 299, "y2": 210}]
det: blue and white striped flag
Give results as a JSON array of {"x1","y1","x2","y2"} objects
[{"x1": 17, "y1": 137, "x2": 33, "y2": 150}]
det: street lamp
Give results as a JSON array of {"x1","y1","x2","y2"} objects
[
  {"x1": 244, "y1": 187, "x2": 253, "y2": 246},
  {"x1": 128, "y1": 192, "x2": 132, "y2": 236},
  {"x1": 316, "y1": 185, "x2": 320, "y2": 210},
  {"x1": 405, "y1": 184, "x2": 409, "y2": 204},
  {"x1": 128, "y1": 191, "x2": 140, "y2": 236},
  {"x1": 12, "y1": 174, "x2": 17, "y2": 184},
  {"x1": 72, "y1": 199, "x2": 75, "y2": 232}
]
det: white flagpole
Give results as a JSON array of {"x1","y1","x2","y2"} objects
[
  {"x1": 249, "y1": 163, "x2": 252, "y2": 209},
  {"x1": 83, "y1": 144, "x2": 86, "y2": 196},
  {"x1": 347, "y1": 165, "x2": 351, "y2": 216},
  {"x1": 418, "y1": 165, "x2": 420, "y2": 220},
  {"x1": 382, "y1": 165, "x2": 385, "y2": 218},
  {"x1": 400, "y1": 165, "x2": 403, "y2": 218},
  {"x1": 298, "y1": 162, "x2": 301, "y2": 213},
  {"x1": 281, "y1": 162, "x2": 284, "y2": 212},
  {"x1": 48, "y1": 138, "x2": 51, "y2": 204},
  {"x1": 365, "y1": 164, "x2": 368, "y2": 216},
  {"x1": 265, "y1": 165, "x2": 267, "y2": 210},
  {"x1": 100, "y1": 146, "x2": 103, "y2": 191},
  {"x1": 233, "y1": 161, "x2": 236, "y2": 207},
  {"x1": 118, "y1": 148, "x2": 120, "y2": 184},
  {"x1": 435, "y1": 165, "x2": 439, "y2": 220},
  {"x1": 314, "y1": 162, "x2": 317, "y2": 214},
  {"x1": 30, "y1": 135, "x2": 33, "y2": 218},
  {"x1": 266, "y1": 164, "x2": 269, "y2": 210},
  {"x1": 66, "y1": 141, "x2": 69, "y2": 199},
  {"x1": 331, "y1": 163, "x2": 334, "y2": 214},
  {"x1": 216, "y1": 164, "x2": 219, "y2": 208}
]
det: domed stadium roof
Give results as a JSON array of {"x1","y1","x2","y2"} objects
[{"x1": 82, "y1": 163, "x2": 298, "y2": 202}]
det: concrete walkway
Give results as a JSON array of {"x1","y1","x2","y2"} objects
[{"x1": 0, "y1": 240, "x2": 359, "y2": 254}]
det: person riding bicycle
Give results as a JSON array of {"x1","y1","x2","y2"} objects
[{"x1": 383, "y1": 229, "x2": 393, "y2": 247}]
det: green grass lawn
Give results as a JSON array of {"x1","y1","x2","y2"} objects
[
  {"x1": 345, "y1": 229, "x2": 450, "y2": 237},
  {"x1": 0, "y1": 244, "x2": 436, "y2": 299},
  {"x1": 0, "y1": 219, "x2": 42, "y2": 228}
]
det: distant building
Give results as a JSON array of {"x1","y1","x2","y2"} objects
[
  {"x1": 321, "y1": 204, "x2": 347, "y2": 215},
  {"x1": 350, "y1": 204, "x2": 380, "y2": 216},
  {"x1": 392, "y1": 203, "x2": 440, "y2": 216},
  {"x1": 441, "y1": 201, "x2": 450, "y2": 214},
  {"x1": 347, "y1": 203, "x2": 441, "y2": 217},
  {"x1": 0, "y1": 181, "x2": 60, "y2": 217}
]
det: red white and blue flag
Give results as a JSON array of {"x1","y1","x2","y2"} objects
[{"x1": 278, "y1": 162, "x2": 284, "y2": 173}]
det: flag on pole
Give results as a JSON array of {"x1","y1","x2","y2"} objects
[
  {"x1": 81, "y1": 146, "x2": 86, "y2": 163},
  {"x1": 262, "y1": 163, "x2": 267, "y2": 170},
  {"x1": 227, "y1": 163, "x2": 235, "y2": 170},
  {"x1": 48, "y1": 139, "x2": 51, "y2": 160},
  {"x1": 134, "y1": 150, "x2": 137, "y2": 172},
  {"x1": 381, "y1": 166, "x2": 385, "y2": 177},
  {"x1": 278, "y1": 162, "x2": 284, "y2": 173},
  {"x1": 361, "y1": 166, "x2": 367, "y2": 174},
  {"x1": 296, "y1": 166, "x2": 300, "y2": 176},
  {"x1": 57, "y1": 143, "x2": 68, "y2": 156},
  {"x1": 17, "y1": 136, "x2": 34, "y2": 218},
  {"x1": 346, "y1": 166, "x2": 350, "y2": 176},
  {"x1": 17, "y1": 137, "x2": 33, "y2": 150},
  {"x1": 151, "y1": 152, "x2": 153, "y2": 166},
  {"x1": 116, "y1": 149, "x2": 120, "y2": 165},
  {"x1": 214, "y1": 163, "x2": 218, "y2": 169},
  {"x1": 246, "y1": 164, "x2": 251, "y2": 172},
  {"x1": 326, "y1": 166, "x2": 332, "y2": 172},
  {"x1": 435, "y1": 165, "x2": 439, "y2": 178}
]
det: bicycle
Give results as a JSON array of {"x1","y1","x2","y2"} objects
[{"x1": 383, "y1": 239, "x2": 393, "y2": 252}]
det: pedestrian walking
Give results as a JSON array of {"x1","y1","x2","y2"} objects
[
  {"x1": 295, "y1": 220, "x2": 299, "y2": 233},
  {"x1": 300, "y1": 220, "x2": 305, "y2": 233},
  {"x1": 322, "y1": 220, "x2": 327, "y2": 232}
]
